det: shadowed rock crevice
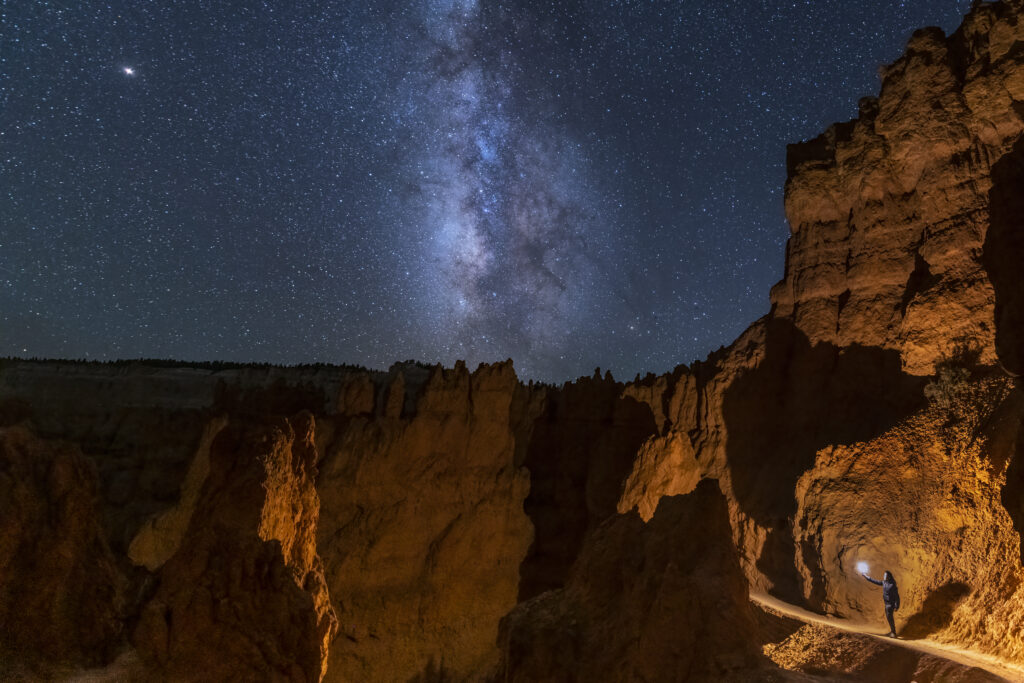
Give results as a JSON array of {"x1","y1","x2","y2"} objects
[
  {"x1": 983, "y1": 137, "x2": 1024, "y2": 377},
  {"x1": 517, "y1": 375, "x2": 657, "y2": 601},
  {"x1": 1001, "y1": 409, "x2": 1024, "y2": 561},
  {"x1": 724, "y1": 318, "x2": 925, "y2": 603},
  {"x1": 752, "y1": 603, "x2": 805, "y2": 649},
  {"x1": 499, "y1": 480, "x2": 763, "y2": 682}
]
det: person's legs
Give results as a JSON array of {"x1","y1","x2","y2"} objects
[{"x1": 885, "y1": 604, "x2": 896, "y2": 636}]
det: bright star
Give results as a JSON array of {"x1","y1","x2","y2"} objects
[{"x1": 123, "y1": 67, "x2": 135, "y2": 76}]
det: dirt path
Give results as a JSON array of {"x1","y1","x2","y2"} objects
[{"x1": 751, "y1": 592, "x2": 1024, "y2": 682}]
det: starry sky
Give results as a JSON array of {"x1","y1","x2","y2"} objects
[{"x1": 2, "y1": 0, "x2": 974, "y2": 382}]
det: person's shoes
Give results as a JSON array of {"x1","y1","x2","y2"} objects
[{"x1": 889, "y1": 632, "x2": 897, "y2": 638}]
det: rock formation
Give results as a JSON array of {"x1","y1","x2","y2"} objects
[
  {"x1": 132, "y1": 413, "x2": 337, "y2": 681},
  {"x1": 775, "y1": 0, "x2": 1024, "y2": 376},
  {"x1": 614, "y1": 0, "x2": 1024, "y2": 640},
  {"x1": 516, "y1": 371, "x2": 658, "y2": 601},
  {"x1": 792, "y1": 374, "x2": 1024, "y2": 662},
  {"x1": 0, "y1": 427, "x2": 126, "y2": 672},
  {"x1": 316, "y1": 361, "x2": 535, "y2": 682},
  {"x1": 498, "y1": 480, "x2": 764, "y2": 682},
  {"x1": 1, "y1": 2, "x2": 1023, "y2": 681}
]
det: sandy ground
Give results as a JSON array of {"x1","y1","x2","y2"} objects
[{"x1": 751, "y1": 593, "x2": 1024, "y2": 682}]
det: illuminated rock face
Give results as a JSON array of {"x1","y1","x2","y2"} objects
[
  {"x1": 132, "y1": 413, "x2": 337, "y2": 681},
  {"x1": 315, "y1": 361, "x2": 536, "y2": 682},
  {"x1": 793, "y1": 376, "x2": 1024, "y2": 661},
  {"x1": 774, "y1": 1, "x2": 1024, "y2": 377},
  {"x1": 615, "y1": 2, "x2": 1024, "y2": 658},
  {"x1": 0, "y1": 360, "x2": 543, "y2": 682},
  {"x1": 315, "y1": 363, "x2": 658, "y2": 680}
]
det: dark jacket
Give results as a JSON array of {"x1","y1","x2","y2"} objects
[{"x1": 867, "y1": 575, "x2": 900, "y2": 609}]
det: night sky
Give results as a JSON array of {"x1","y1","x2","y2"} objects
[{"x1": 2, "y1": 1, "x2": 974, "y2": 382}]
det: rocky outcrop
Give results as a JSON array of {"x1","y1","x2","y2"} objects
[
  {"x1": 316, "y1": 361, "x2": 535, "y2": 682},
  {"x1": 498, "y1": 480, "x2": 764, "y2": 682},
  {"x1": 517, "y1": 370, "x2": 658, "y2": 600},
  {"x1": 0, "y1": 360, "x2": 539, "y2": 681},
  {"x1": 792, "y1": 374, "x2": 1024, "y2": 661},
  {"x1": 615, "y1": 0, "x2": 1024, "y2": 638},
  {"x1": 616, "y1": 318, "x2": 926, "y2": 602},
  {"x1": 774, "y1": 1, "x2": 1024, "y2": 376},
  {"x1": 0, "y1": 427, "x2": 126, "y2": 671},
  {"x1": 133, "y1": 413, "x2": 337, "y2": 681},
  {"x1": 0, "y1": 360, "x2": 369, "y2": 561}
]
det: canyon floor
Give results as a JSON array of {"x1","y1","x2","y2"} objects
[
  {"x1": 753, "y1": 594, "x2": 1024, "y2": 682},
  {"x1": 9, "y1": 594, "x2": 1021, "y2": 683}
]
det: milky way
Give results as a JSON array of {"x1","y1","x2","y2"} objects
[
  {"x1": 397, "y1": 0, "x2": 628, "y2": 377},
  {"x1": 2, "y1": 1, "x2": 974, "y2": 382}
]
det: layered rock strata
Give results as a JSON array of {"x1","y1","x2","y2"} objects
[{"x1": 775, "y1": 0, "x2": 1024, "y2": 375}]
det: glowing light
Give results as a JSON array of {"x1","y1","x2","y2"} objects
[
  {"x1": 123, "y1": 67, "x2": 135, "y2": 76},
  {"x1": 856, "y1": 561, "x2": 870, "y2": 574}
]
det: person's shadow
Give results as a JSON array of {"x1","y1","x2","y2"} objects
[{"x1": 899, "y1": 582, "x2": 970, "y2": 640}]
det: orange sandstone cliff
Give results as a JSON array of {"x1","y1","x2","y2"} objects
[{"x1": 1, "y1": 2, "x2": 1024, "y2": 681}]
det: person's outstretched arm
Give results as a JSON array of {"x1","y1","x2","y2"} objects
[{"x1": 862, "y1": 573, "x2": 883, "y2": 586}]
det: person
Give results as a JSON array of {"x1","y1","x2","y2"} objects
[{"x1": 862, "y1": 570, "x2": 900, "y2": 637}]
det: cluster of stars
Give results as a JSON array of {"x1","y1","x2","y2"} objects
[{"x1": 1, "y1": 0, "x2": 973, "y2": 382}]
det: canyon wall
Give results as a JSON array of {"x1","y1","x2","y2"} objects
[
  {"x1": 0, "y1": 360, "x2": 539, "y2": 682},
  {"x1": 1, "y1": 1, "x2": 1023, "y2": 680},
  {"x1": 619, "y1": 0, "x2": 1024, "y2": 633}
]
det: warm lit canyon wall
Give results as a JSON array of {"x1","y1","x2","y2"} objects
[
  {"x1": 792, "y1": 375, "x2": 1024, "y2": 661},
  {"x1": 314, "y1": 361, "x2": 536, "y2": 681},
  {"x1": 775, "y1": 1, "x2": 1024, "y2": 376},
  {"x1": 2, "y1": 2, "x2": 1024, "y2": 681},
  {"x1": 0, "y1": 360, "x2": 544, "y2": 681},
  {"x1": 616, "y1": 0, "x2": 1024, "y2": 664},
  {"x1": 0, "y1": 358, "x2": 668, "y2": 681}
]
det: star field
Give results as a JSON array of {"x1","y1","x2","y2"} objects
[{"x1": 1, "y1": 1, "x2": 974, "y2": 382}]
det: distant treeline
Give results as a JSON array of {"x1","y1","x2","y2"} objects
[
  {"x1": 0, "y1": 356, "x2": 374, "y2": 373},
  {"x1": 0, "y1": 356, "x2": 538, "y2": 381}
]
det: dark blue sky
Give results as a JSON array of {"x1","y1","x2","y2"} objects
[{"x1": 1, "y1": 1, "x2": 973, "y2": 382}]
